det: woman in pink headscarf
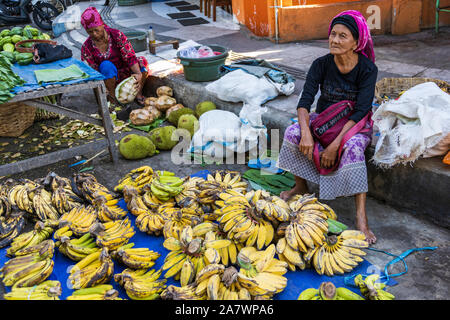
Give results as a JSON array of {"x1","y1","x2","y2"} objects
[
  {"x1": 277, "y1": 10, "x2": 378, "y2": 243},
  {"x1": 80, "y1": 7, "x2": 149, "y2": 107}
]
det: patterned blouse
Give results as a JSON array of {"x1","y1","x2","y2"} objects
[{"x1": 81, "y1": 26, "x2": 148, "y2": 83}]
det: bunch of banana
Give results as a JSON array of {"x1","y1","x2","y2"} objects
[
  {"x1": 142, "y1": 187, "x2": 166, "y2": 210},
  {"x1": 6, "y1": 221, "x2": 54, "y2": 257},
  {"x1": 275, "y1": 237, "x2": 306, "y2": 271},
  {"x1": 51, "y1": 177, "x2": 84, "y2": 215},
  {"x1": 114, "y1": 268, "x2": 167, "y2": 300},
  {"x1": 297, "y1": 282, "x2": 364, "y2": 300},
  {"x1": 215, "y1": 191, "x2": 275, "y2": 250},
  {"x1": 354, "y1": 274, "x2": 395, "y2": 300},
  {"x1": 66, "y1": 284, "x2": 122, "y2": 300},
  {"x1": 0, "y1": 240, "x2": 55, "y2": 288},
  {"x1": 0, "y1": 179, "x2": 16, "y2": 197},
  {"x1": 93, "y1": 195, "x2": 127, "y2": 222},
  {"x1": 236, "y1": 245, "x2": 288, "y2": 299},
  {"x1": 312, "y1": 230, "x2": 368, "y2": 276},
  {"x1": 0, "y1": 195, "x2": 12, "y2": 218},
  {"x1": 68, "y1": 248, "x2": 114, "y2": 290},
  {"x1": 174, "y1": 178, "x2": 203, "y2": 212},
  {"x1": 135, "y1": 209, "x2": 166, "y2": 236},
  {"x1": 161, "y1": 284, "x2": 206, "y2": 300},
  {"x1": 207, "y1": 170, "x2": 248, "y2": 194},
  {"x1": 3, "y1": 280, "x2": 62, "y2": 300},
  {"x1": 150, "y1": 171, "x2": 184, "y2": 202},
  {"x1": 73, "y1": 173, "x2": 116, "y2": 204},
  {"x1": 53, "y1": 224, "x2": 73, "y2": 241},
  {"x1": 195, "y1": 265, "x2": 252, "y2": 300},
  {"x1": 57, "y1": 233, "x2": 100, "y2": 261},
  {"x1": 112, "y1": 242, "x2": 160, "y2": 269},
  {"x1": 245, "y1": 189, "x2": 291, "y2": 223},
  {"x1": 89, "y1": 218, "x2": 135, "y2": 251},
  {"x1": 0, "y1": 213, "x2": 26, "y2": 249},
  {"x1": 195, "y1": 223, "x2": 244, "y2": 266},
  {"x1": 289, "y1": 193, "x2": 337, "y2": 220},
  {"x1": 162, "y1": 207, "x2": 202, "y2": 240},
  {"x1": 122, "y1": 186, "x2": 151, "y2": 217},
  {"x1": 31, "y1": 186, "x2": 61, "y2": 222},
  {"x1": 114, "y1": 166, "x2": 154, "y2": 193},
  {"x1": 58, "y1": 205, "x2": 98, "y2": 236},
  {"x1": 7, "y1": 180, "x2": 39, "y2": 214}
]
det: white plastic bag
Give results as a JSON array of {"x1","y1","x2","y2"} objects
[
  {"x1": 205, "y1": 69, "x2": 279, "y2": 106},
  {"x1": 372, "y1": 82, "x2": 450, "y2": 167}
]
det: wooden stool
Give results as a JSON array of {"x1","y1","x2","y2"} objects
[
  {"x1": 211, "y1": 0, "x2": 232, "y2": 22},
  {"x1": 149, "y1": 40, "x2": 180, "y2": 55}
]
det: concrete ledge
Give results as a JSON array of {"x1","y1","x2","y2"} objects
[{"x1": 144, "y1": 73, "x2": 450, "y2": 227}]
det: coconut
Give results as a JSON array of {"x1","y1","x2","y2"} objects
[
  {"x1": 129, "y1": 109, "x2": 156, "y2": 126},
  {"x1": 156, "y1": 86, "x2": 173, "y2": 97},
  {"x1": 148, "y1": 126, "x2": 178, "y2": 150},
  {"x1": 195, "y1": 101, "x2": 216, "y2": 118},
  {"x1": 144, "y1": 97, "x2": 158, "y2": 109},
  {"x1": 144, "y1": 105, "x2": 162, "y2": 119},
  {"x1": 177, "y1": 114, "x2": 199, "y2": 138},
  {"x1": 155, "y1": 95, "x2": 177, "y2": 112},
  {"x1": 119, "y1": 134, "x2": 156, "y2": 160}
]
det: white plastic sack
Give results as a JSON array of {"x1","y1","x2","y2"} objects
[
  {"x1": 372, "y1": 82, "x2": 450, "y2": 167},
  {"x1": 52, "y1": 5, "x2": 82, "y2": 37},
  {"x1": 205, "y1": 69, "x2": 279, "y2": 106}
]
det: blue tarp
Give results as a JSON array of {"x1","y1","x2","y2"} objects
[
  {"x1": 0, "y1": 169, "x2": 396, "y2": 300},
  {"x1": 10, "y1": 57, "x2": 105, "y2": 94}
]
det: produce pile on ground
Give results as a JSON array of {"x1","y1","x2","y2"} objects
[
  {"x1": 118, "y1": 85, "x2": 217, "y2": 161},
  {"x1": 0, "y1": 167, "x2": 389, "y2": 300}
]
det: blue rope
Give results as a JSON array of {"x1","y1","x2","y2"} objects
[{"x1": 344, "y1": 246, "x2": 438, "y2": 287}]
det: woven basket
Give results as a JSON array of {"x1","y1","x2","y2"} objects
[
  {"x1": 0, "y1": 102, "x2": 36, "y2": 137},
  {"x1": 375, "y1": 77, "x2": 450, "y2": 104}
]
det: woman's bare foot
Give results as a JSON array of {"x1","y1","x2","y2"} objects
[
  {"x1": 280, "y1": 185, "x2": 307, "y2": 201},
  {"x1": 356, "y1": 218, "x2": 377, "y2": 244}
]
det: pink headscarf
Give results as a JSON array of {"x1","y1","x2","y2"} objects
[
  {"x1": 329, "y1": 10, "x2": 375, "y2": 63},
  {"x1": 81, "y1": 7, "x2": 106, "y2": 30}
]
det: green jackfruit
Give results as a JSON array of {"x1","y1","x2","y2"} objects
[
  {"x1": 119, "y1": 134, "x2": 156, "y2": 160},
  {"x1": 148, "y1": 126, "x2": 178, "y2": 150},
  {"x1": 167, "y1": 107, "x2": 195, "y2": 125},
  {"x1": 178, "y1": 114, "x2": 199, "y2": 138},
  {"x1": 195, "y1": 101, "x2": 216, "y2": 118}
]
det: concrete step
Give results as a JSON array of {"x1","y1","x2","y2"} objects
[{"x1": 144, "y1": 73, "x2": 450, "y2": 229}]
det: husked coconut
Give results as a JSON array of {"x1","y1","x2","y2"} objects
[
  {"x1": 129, "y1": 108, "x2": 156, "y2": 126},
  {"x1": 155, "y1": 95, "x2": 177, "y2": 112},
  {"x1": 144, "y1": 105, "x2": 162, "y2": 119},
  {"x1": 156, "y1": 86, "x2": 173, "y2": 97},
  {"x1": 115, "y1": 76, "x2": 139, "y2": 104},
  {"x1": 144, "y1": 97, "x2": 158, "y2": 108}
]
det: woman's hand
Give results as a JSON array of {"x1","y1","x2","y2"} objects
[
  {"x1": 320, "y1": 143, "x2": 339, "y2": 168},
  {"x1": 299, "y1": 130, "x2": 314, "y2": 161}
]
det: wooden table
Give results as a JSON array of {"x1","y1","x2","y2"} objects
[{"x1": 0, "y1": 80, "x2": 119, "y2": 177}]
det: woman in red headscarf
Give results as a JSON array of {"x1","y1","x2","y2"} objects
[
  {"x1": 80, "y1": 7, "x2": 149, "y2": 107},
  {"x1": 277, "y1": 11, "x2": 378, "y2": 244}
]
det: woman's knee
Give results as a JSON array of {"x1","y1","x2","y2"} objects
[
  {"x1": 99, "y1": 60, "x2": 118, "y2": 80},
  {"x1": 283, "y1": 123, "x2": 302, "y2": 144}
]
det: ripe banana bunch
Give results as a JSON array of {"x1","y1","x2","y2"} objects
[
  {"x1": 236, "y1": 245, "x2": 288, "y2": 299},
  {"x1": 162, "y1": 207, "x2": 202, "y2": 240},
  {"x1": 7, "y1": 180, "x2": 39, "y2": 214},
  {"x1": 114, "y1": 268, "x2": 167, "y2": 300},
  {"x1": 0, "y1": 213, "x2": 26, "y2": 249},
  {"x1": 112, "y1": 243, "x2": 160, "y2": 269},
  {"x1": 89, "y1": 218, "x2": 135, "y2": 251},
  {"x1": 31, "y1": 186, "x2": 60, "y2": 222},
  {"x1": 297, "y1": 282, "x2": 364, "y2": 300},
  {"x1": 312, "y1": 230, "x2": 368, "y2": 276},
  {"x1": 135, "y1": 208, "x2": 166, "y2": 236},
  {"x1": 195, "y1": 265, "x2": 252, "y2": 300},
  {"x1": 51, "y1": 178, "x2": 84, "y2": 215},
  {"x1": 207, "y1": 170, "x2": 248, "y2": 194},
  {"x1": 4, "y1": 280, "x2": 62, "y2": 300},
  {"x1": 354, "y1": 274, "x2": 395, "y2": 300},
  {"x1": 123, "y1": 185, "x2": 150, "y2": 217},
  {"x1": 58, "y1": 205, "x2": 98, "y2": 236},
  {"x1": 0, "y1": 195, "x2": 12, "y2": 218},
  {"x1": 289, "y1": 194, "x2": 337, "y2": 220},
  {"x1": 6, "y1": 221, "x2": 54, "y2": 257},
  {"x1": 73, "y1": 173, "x2": 116, "y2": 204},
  {"x1": 216, "y1": 191, "x2": 275, "y2": 249},
  {"x1": 161, "y1": 284, "x2": 206, "y2": 300},
  {"x1": 0, "y1": 240, "x2": 55, "y2": 288},
  {"x1": 68, "y1": 248, "x2": 114, "y2": 290},
  {"x1": 114, "y1": 166, "x2": 154, "y2": 193},
  {"x1": 142, "y1": 188, "x2": 166, "y2": 210},
  {"x1": 150, "y1": 171, "x2": 184, "y2": 202},
  {"x1": 275, "y1": 237, "x2": 306, "y2": 271},
  {"x1": 245, "y1": 189, "x2": 291, "y2": 223},
  {"x1": 93, "y1": 195, "x2": 127, "y2": 222},
  {"x1": 57, "y1": 233, "x2": 100, "y2": 261},
  {"x1": 67, "y1": 284, "x2": 122, "y2": 300}
]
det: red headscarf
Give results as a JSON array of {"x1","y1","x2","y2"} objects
[
  {"x1": 81, "y1": 7, "x2": 106, "y2": 30},
  {"x1": 329, "y1": 10, "x2": 375, "y2": 63}
]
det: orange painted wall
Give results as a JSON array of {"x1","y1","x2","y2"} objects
[
  {"x1": 422, "y1": 0, "x2": 450, "y2": 28},
  {"x1": 231, "y1": 0, "x2": 272, "y2": 37}
]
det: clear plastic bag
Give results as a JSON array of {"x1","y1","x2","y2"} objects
[{"x1": 178, "y1": 46, "x2": 215, "y2": 59}]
